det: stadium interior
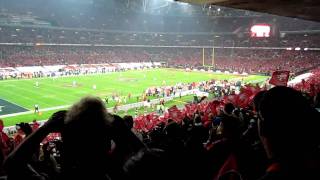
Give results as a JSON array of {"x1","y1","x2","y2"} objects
[{"x1": 0, "y1": 0, "x2": 320, "y2": 179}]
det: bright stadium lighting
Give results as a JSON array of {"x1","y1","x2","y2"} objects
[
  {"x1": 295, "y1": 47, "x2": 301, "y2": 51},
  {"x1": 286, "y1": 47, "x2": 292, "y2": 50},
  {"x1": 304, "y1": 48, "x2": 308, "y2": 51}
]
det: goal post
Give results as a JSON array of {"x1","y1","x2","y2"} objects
[{"x1": 202, "y1": 47, "x2": 215, "y2": 68}]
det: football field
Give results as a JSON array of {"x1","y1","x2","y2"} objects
[{"x1": 0, "y1": 68, "x2": 268, "y2": 126}]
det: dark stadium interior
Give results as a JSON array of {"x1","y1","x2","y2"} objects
[
  {"x1": 178, "y1": 0, "x2": 320, "y2": 22},
  {"x1": 0, "y1": 0, "x2": 320, "y2": 180}
]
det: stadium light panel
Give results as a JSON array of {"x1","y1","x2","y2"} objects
[
  {"x1": 294, "y1": 47, "x2": 301, "y2": 51},
  {"x1": 304, "y1": 48, "x2": 308, "y2": 51}
]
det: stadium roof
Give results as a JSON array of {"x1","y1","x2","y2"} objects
[{"x1": 177, "y1": 0, "x2": 320, "y2": 22}]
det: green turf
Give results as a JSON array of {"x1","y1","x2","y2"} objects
[
  {"x1": 116, "y1": 95, "x2": 194, "y2": 117},
  {"x1": 0, "y1": 68, "x2": 268, "y2": 126},
  {"x1": 1, "y1": 95, "x2": 195, "y2": 126}
]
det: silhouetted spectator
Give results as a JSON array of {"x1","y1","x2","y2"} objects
[
  {"x1": 224, "y1": 103, "x2": 235, "y2": 116},
  {"x1": 123, "y1": 115, "x2": 143, "y2": 141},
  {"x1": 205, "y1": 115, "x2": 262, "y2": 180},
  {"x1": 4, "y1": 97, "x2": 145, "y2": 180},
  {"x1": 0, "y1": 119, "x2": 11, "y2": 175},
  {"x1": 123, "y1": 148, "x2": 171, "y2": 180},
  {"x1": 258, "y1": 86, "x2": 320, "y2": 180},
  {"x1": 4, "y1": 110, "x2": 67, "y2": 180}
]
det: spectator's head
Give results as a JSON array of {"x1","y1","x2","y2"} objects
[
  {"x1": 15, "y1": 122, "x2": 32, "y2": 136},
  {"x1": 258, "y1": 86, "x2": 320, "y2": 160},
  {"x1": 182, "y1": 116, "x2": 191, "y2": 127},
  {"x1": 232, "y1": 108, "x2": 240, "y2": 117},
  {"x1": 212, "y1": 116, "x2": 222, "y2": 127},
  {"x1": 224, "y1": 103, "x2": 235, "y2": 115},
  {"x1": 253, "y1": 90, "x2": 267, "y2": 112},
  {"x1": 164, "y1": 121, "x2": 182, "y2": 139},
  {"x1": 124, "y1": 148, "x2": 169, "y2": 180},
  {"x1": 156, "y1": 122, "x2": 166, "y2": 131},
  {"x1": 166, "y1": 118, "x2": 174, "y2": 124},
  {"x1": 123, "y1": 115, "x2": 134, "y2": 129},
  {"x1": 42, "y1": 143, "x2": 52, "y2": 157},
  {"x1": 217, "y1": 115, "x2": 241, "y2": 140},
  {"x1": 194, "y1": 114, "x2": 202, "y2": 126},
  {"x1": 62, "y1": 96, "x2": 113, "y2": 176}
]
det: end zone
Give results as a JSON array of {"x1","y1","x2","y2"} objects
[{"x1": 0, "y1": 99, "x2": 29, "y2": 116}]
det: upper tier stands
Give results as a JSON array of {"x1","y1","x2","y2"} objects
[
  {"x1": 1, "y1": 46, "x2": 319, "y2": 75},
  {"x1": 1, "y1": 26, "x2": 320, "y2": 48}
]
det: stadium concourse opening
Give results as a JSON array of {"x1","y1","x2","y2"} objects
[{"x1": 0, "y1": 0, "x2": 320, "y2": 180}]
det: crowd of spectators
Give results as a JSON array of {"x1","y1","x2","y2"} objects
[
  {"x1": 1, "y1": 1, "x2": 320, "y2": 179},
  {"x1": 1, "y1": 46, "x2": 319, "y2": 75},
  {"x1": 0, "y1": 46, "x2": 152, "y2": 67},
  {"x1": 293, "y1": 68, "x2": 320, "y2": 99},
  {"x1": 1, "y1": 84, "x2": 319, "y2": 180},
  {"x1": 212, "y1": 50, "x2": 320, "y2": 74},
  {"x1": 1, "y1": 25, "x2": 320, "y2": 48}
]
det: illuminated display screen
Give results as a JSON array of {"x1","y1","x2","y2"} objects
[{"x1": 250, "y1": 24, "x2": 271, "y2": 37}]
